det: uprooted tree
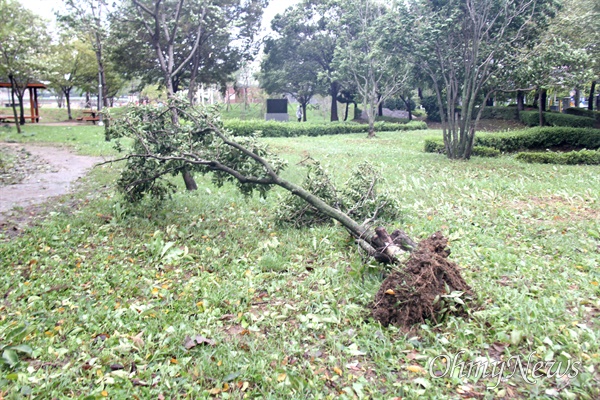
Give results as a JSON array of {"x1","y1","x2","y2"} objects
[{"x1": 104, "y1": 97, "x2": 473, "y2": 327}]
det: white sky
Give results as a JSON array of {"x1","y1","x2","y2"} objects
[{"x1": 18, "y1": 0, "x2": 301, "y2": 34}]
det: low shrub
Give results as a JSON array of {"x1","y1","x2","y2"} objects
[
  {"x1": 519, "y1": 111, "x2": 595, "y2": 128},
  {"x1": 424, "y1": 138, "x2": 445, "y2": 154},
  {"x1": 479, "y1": 106, "x2": 518, "y2": 120},
  {"x1": 515, "y1": 149, "x2": 600, "y2": 165},
  {"x1": 224, "y1": 119, "x2": 427, "y2": 137},
  {"x1": 375, "y1": 115, "x2": 410, "y2": 124},
  {"x1": 424, "y1": 127, "x2": 600, "y2": 155},
  {"x1": 421, "y1": 96, "x2": 442, "y2": 122},
  {"x1": 564, "y1": 107, "x2": 600, "y2": 122},
  {"x1": 476, "y1": 127, "x2": 600, "y2": 152},
  {"x1": 423, "y1": 138, "x2": 499, "y2": 157},
  {"x1": 472, "y1": 146, "x2": 500, "y2": 157}
]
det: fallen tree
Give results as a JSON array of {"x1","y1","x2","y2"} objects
[{"x1": 104, "y1": 97, "x2": 473, "y2": 327}]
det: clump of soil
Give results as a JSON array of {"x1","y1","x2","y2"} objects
[{"x1": 371, "y1": 232, "x2": 473, "y2": 328}]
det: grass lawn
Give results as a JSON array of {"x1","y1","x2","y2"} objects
[{"x1": 0, "y1": 123, "x2": 599, "y2": 399}]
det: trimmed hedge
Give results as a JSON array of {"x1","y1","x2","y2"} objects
[
  {"x1": 223, "y1": 119, "x2": 427, "y2": 137},
  {"x1": 515, "y1": 149, "x2": 600, "y2": 165},
  {"x1": 476, "y1": 127, "x2": 600, "y2": 152},
  {"x1": 472, "y1": 146, "x2": 500, "y2": 157},
  {"x1": 479, "y1": 106, "x2": 518, "y2": 120},
  {"x1": 423, "y1": 138, "x2": 500, "y2": 157},
  {"x1": 424, "y1": 127, "x2": 600, "y2": 156},
  {"x1": 519, "y1": 111, "x2": 595, "y2": 128},
  {"x1": 564, "y1": 107, "x2": 600, "y2": 122}
]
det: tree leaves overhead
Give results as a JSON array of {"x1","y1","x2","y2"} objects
[{"x1": 110, "y1": 0, "x2": 266, "y2": 97}]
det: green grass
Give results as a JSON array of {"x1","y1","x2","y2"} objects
[{"x1": 0, "y1": 125, "x2": 599, "y2": 398}]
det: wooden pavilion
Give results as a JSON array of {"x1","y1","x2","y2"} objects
[{"x1": 0, "y1": 82, "x2": 46, "y2": 123}]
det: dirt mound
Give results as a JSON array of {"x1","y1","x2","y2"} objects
[{"x1": 371, "y1": 232, "x2": 473, "y2": 328}]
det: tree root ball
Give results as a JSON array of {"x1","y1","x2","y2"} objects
[{"x1": 371, "y1": 232, "x2": 473, "y2": 328}]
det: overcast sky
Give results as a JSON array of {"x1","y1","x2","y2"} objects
[{"x1": 18, "y1": 0, "x2": 301, "y2": 35}]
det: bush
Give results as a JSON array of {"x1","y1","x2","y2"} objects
[
  {"x1": 515, "y1": 150, "x2": 600, "y2": 165},
  {"x1": 421, "y1": 96, "x2": 442, "y2": 122},
  {"x1": 424, "y1": 138, "x2": 445, "y2": 153},
  {"x1": 519, "y1": 111, "x2": 595, "y2": 128},
  {"x1": 424, "y1": 127, "x2": 600, "y2": 156},
  {"x1": 479, "y1": 106, "x2": 518, "y2": 120},
  {"x1": 564, "y1": 107, "x2": 600, "y2": 122},
  {"x1": 375, "y1": 115, "x2": 410, "y2": 124},
  {"x1": 223, "y1": 119, "x2": 427, "y2": 137},
  {"x1": 476, "y1": 127, "x2": 600, "y2": 152},
  {"x1": 472, "y1": 146, "x2": 500, "y2": 157},
  {"x1": 423, "y1": 138, "x2": 499, "y2": 157}
]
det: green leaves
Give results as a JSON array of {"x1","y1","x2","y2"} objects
[{"x1": 0, "y1": 325, "x2": 34, "y2": 370}]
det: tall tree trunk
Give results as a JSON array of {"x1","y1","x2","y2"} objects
[
  {"x1": 343, "y1": 102, "x2": 349, "y2": 121},
  {"x1": 64, "y1": 88, "x2": 73, "y2": 120},
  {"x1": 93, "y1": 32, "x2": 109, "y2": 108},
  {"x1": 17, "y1": 91, "x2": 25, "y2": 125},
  {"x1": 574, "y1": 89, "x2": 581, "y2": 108},
  {"x1": 400, "y1": 95, "x2": 412, "y2": 121},
  {"x1": 302, "y1": 102, "x2": 307, "y2": 122},
  {"x1": 8, "y1": 75, "x2": 21, "y2": 134},
  {"x1": 588, "y1": 81, "x2": 596, "y2": 111},
  {"x1": 541, "y1": 89, "x2": 547, "y2": 112},
  {"x1": 330, "y1": 81, "x2": 340, "y2": 122},
  {"x1": 516, "y1": 90, "x2": 524, "y2": 119},
  {"x1": 538, "y1": 87, "x2": 545, "y2": 127},
  {"x1": 182, "y1": 169, "x2": 197, "y2": 191}
]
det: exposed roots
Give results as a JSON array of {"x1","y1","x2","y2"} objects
[{"x1": 371, "y1": 232, "x2": 473, "y2": 328}]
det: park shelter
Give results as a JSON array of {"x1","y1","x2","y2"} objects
[{"x1": 0, "y1": 82, "x2": 46, "y2": 123}]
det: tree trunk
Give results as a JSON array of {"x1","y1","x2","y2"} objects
[
  {"x1": 541, "y1": 89, "x2": 547, "y2": 112},
  {"x1": 516, "y1": 90, "x2": 524, "y2": 119},
  {"x1": 538, "y1": 87, "x2": 545, "y2": 127},
  {"x1": 574, "y1": 89, "x2": 581, "y2": 108},
  {"x1": 302, "y1": 102, "x2": 307, "y2": 122},
  {"x1": 93, "y1": 31, "x2": 109, "y2": 108},
  {"x1": 343, "y1": 102, "x2": 349, "y2": 121},
  {"x1": 400, "y1": 95, "x2": 412, "y2": 121},
  {"x1": 330, "y1": 81, "x2": 340, "y2": 122},
  {"x1": 182, "y1": 169, "x2": 197, "y2": 191},
  {"x1": 8, "y1": 75, "x2": 21, "y2": 134},
  {"x1": 588, "y1": 81, "x2": 596, "y2": 111},
  {"x1": 64, "y1": 88, "x2": 72, "y2": 120},
  {"x1": 17, "y1": 92, "x2": 25, "y2": 125}
]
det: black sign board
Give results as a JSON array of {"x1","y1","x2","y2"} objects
[{"x1": 266, "y1": 99, "x2": 288, "y2": 114}]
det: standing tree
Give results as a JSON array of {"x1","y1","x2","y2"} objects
[
  {"x1": 59, "y1": 0, "x2": 112, "y2": 109},
  {"x1": 513, "y1": 38, "x2": 591, "y2": 126},
  {"x1": 259, "y1": 33, "x2": 323, "y2": 122},
  {"x1": 549, "y1": 0, "x2": 599, "y2": 110},
  {"x1": 412, "y1": 0, "x2": 560, "y2": 159},
  {"x1": 260, "y1": 0, "x2": 342, "y2": 122},
  {"x1": 46, "y1": 38, "x2": 96, "y2": 120},
  {"x1": 333, "y1": 0, "x2": 412, "y2": 137},
  {"x1": 0, "y1": 0, "x2": 50, "y2": 132}
]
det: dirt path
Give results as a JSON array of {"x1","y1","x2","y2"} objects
[{"x1": 0, "y1": 143, "x2": 103, "y2": 220}]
